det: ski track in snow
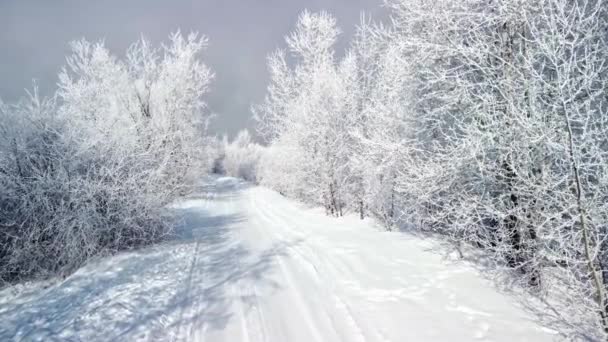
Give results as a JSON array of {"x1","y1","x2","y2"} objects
[{"x1": 0, "y1": 177, "x2": 560, "y2": 341}]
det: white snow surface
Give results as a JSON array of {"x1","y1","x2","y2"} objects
[{"x1": 0, "y1": 177, "x2": 558, "y2": 341}]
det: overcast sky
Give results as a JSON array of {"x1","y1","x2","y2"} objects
[{"x1": 0, "y1": 0, "x2": 386, "y2": 137}]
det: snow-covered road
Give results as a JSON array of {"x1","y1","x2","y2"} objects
[{"x1": 0, "y1": 177, "x2": 557, "y2": 341}]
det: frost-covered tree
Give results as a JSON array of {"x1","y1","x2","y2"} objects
[
  {"x1": 521, "y1": 0, "x2": 608, "y2": 332},
  {"x1": 59, "y1": 32, "x2": 213, "y2": 194},
  {"x1": 0, "y1": 32, "x2": 214, "y2": 284},
  {"x1": 255, "y1": 11, "x2": 356, "y2": 216},
  {"x1": 255, "y1": 1, "x2": 608, "y2": 337},
  {"x1": 377, "y1": 0, "x2": 608, "y2": 335},
  {"x1": 221, "y1": 130, "x2": 264, "y2": 183}
]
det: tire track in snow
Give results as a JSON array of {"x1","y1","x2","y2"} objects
[
  {"x1": 245, "y1": 189, "x2": 333, "y2": 342},
  {"x1": 249, "y1": 188, "x2": 394, "y2": 342},
  {"x1": 247, "y1": 189, "x2": 375, "y2": 342},
  {"x1": 220, "y1": 182, "x2": 268, "y2": 342},
  {"x1": 176, "y1": 186, "x2": 213, "y2": 342},
  {"x1": 228, "y1": 191, "x2": 256, "y2": 342}
]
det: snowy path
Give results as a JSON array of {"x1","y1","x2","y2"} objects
[{"x1": 0, "y1": 177, "x2": 557, "y2": 341}]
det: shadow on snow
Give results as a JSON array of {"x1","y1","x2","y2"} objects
[{"x1": 0, "y1": 178, "x2": 296, "y2": 341}]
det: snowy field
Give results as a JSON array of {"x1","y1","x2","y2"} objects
[{"x1": 0, "y1": 177, "x2": 559, "y2": 341}]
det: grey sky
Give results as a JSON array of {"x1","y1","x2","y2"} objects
[{"x1": 0, "y1": 0, "x2": 386, "y2": 137}]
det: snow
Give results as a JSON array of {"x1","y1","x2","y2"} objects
[{"x1": 0, "y1": 177, "x2": 558, "y2": 341}]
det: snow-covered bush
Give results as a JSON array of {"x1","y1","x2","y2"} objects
[
  {"x1": 0, "y1": 32, "x2": 213, "y2": 284},
  {"x1": 220, "y1": 130, "x2": 263, "y2": 183}
]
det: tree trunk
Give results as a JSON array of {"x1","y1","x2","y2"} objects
[
  {"x1": 562, "y1": 101, "x2": 608, "y2": 334},
  {"x1": 359, "y1": 200, "x2": 364, "y2": 220}
]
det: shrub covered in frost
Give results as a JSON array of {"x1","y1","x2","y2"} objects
[{"x1": 0, "y1": 32, "x2": 213, "y2": 284}]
